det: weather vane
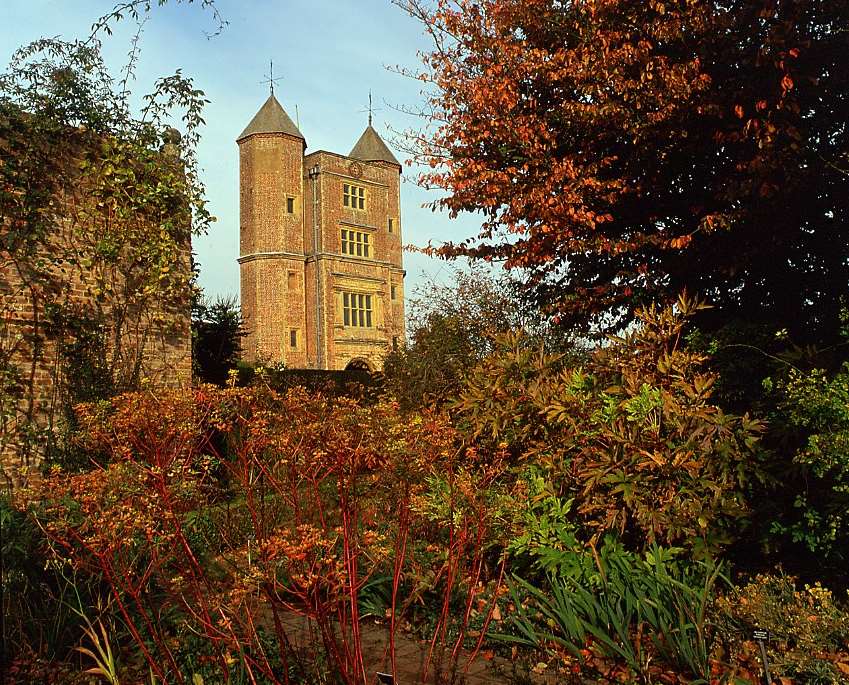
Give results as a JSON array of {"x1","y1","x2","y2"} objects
[
  {"x1": 260, "y1": 60, "x2": 283, "y2": 96},
  {"x1": 358, "y1": 91, "x2": 382, "y2": 126}
]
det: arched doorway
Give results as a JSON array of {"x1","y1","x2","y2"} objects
[{"x1": 345, "y1": 358, "x2": 372, "y2": 372}]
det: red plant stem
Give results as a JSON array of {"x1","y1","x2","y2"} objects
[
  {"x1": 389, "y1": 502, "x2": 410, "y2": 680},
  {"x1": 464, "y1": 555, "x2": 507, "y2": 672},
  {"x1": 341, "y1": 479, "x2": 366, "y2": 685},
  {"x1": 452, "y1": 517, "x2": 486, "y2": 662},
  {"x1": 242, "y1": 604, "x2": 277, "y2": 685},
  {"x1": 424, "y1": 482, "x2": 461, "y2": 683},
  {"x1": 59, "y1": 520, "x2": 179, "y2": 684},
  {"x1": 316, "y1": 608, "x2": 353, "y2": 685},
  {"x1": 102, "y1": 562, "x2": 176, "y2": 683},
  {"x1": 268, "y1": 600, "x2": 293, "y2": 685},
  {"x1": 149, "y1": 448, "x2": 232, "y2": 679}
]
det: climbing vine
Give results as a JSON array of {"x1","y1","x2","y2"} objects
[{"x1": 0, "y1": 36, "x2": 212, "y2": 475}]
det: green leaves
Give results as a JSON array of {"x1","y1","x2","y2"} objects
[
  {"x1": 455, "y1": 296, "x2": 764, "y2": 553},
  {"x1": 766, "y1": 363, "x2": 849, "y2": 559},
  {"x1": 495, "y1": 546, "x2": 726, "y2": 683},
  {"x1": 493, "y1": 543, "x2": 727, "y2": 683}
]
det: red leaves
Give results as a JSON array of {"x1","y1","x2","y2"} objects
[
  {"x1": 398, "y1": 0, "x2": 849, "y2": 336},
  {"x1": 781, "y1": 73, "x2": 794, "y2": 92}
]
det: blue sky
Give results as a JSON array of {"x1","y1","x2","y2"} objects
[{"x1": 1, "y1": 0, "x2": 480, "y2": 301}]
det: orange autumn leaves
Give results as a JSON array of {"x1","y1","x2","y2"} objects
[
  {"x1": 401, "y1": 0, "x2": 844, "y2": 336},
  {"x1": 19, "y1": 386, "x2": 512, "y2": 685}
]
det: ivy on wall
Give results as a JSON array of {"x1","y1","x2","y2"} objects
[{"x1": 0, "y1": 37, "x2": 213, "y2": 474}]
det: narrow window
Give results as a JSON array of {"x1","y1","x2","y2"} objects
[
  {"x1": 290, "y1": 329, "x2": 298, "y2": 348},
  {"x1": 286, "y1": 196, "x2": 295, "y2": 214},
  {"x1": 388, "y1": 217, "x2": 394, "y2": 233},
  {"x1": 287, "y1": 271, "x2": 297, "y2": 290},
  {"x1": 390, "y1": 285, "x2": 397, "y2": 301}
]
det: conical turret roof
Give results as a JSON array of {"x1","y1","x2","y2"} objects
[
  {"x1": 238, "y1": 94, "x2": 304, "y2": 141},
  {"x1": 349, "y1": 125, "x2": 400, "y2": 166}
]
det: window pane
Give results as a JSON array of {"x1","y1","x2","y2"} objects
[
  {"x1": 364, "y1": 245, "x2": 369, "y2": 258},
  {"x1": 344, "y1": 309, "x2": 350, "y2": 326},
  {"x1": 366, "y1": 310, "x2": 372, "y2": 327}
]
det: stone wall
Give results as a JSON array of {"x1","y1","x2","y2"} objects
[{"x1": 0, "y1": 153, "x2": 192, "y2": 490}]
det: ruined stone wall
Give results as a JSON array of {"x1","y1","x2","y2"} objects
[{"x1": 0, "y1": 160, "x2": 192, "y2": 490}]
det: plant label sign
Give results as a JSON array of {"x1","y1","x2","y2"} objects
[{"x1": 752, "y1": 628, "x2": 770, "y2": 641}]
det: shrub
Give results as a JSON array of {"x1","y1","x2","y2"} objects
[
  {"x1": 715, "y1": 574, "x2": 849, "y2": 684},
  {"x1": 20, "y1": 386, "x2": 513, "y2": 685},
  {"x1": 764, "y1": 364, "x2": 849, "y2": 563},
  {"x1": 456, "y1": 295, "x2": 766, "y2": 554},
  {"x1": 192, "y1": 295, "x2": 244, "y2": 386}
]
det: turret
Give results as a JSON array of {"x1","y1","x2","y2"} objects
[{"x1": 237, "y1": 94, "x2": 308, "y2": 364}]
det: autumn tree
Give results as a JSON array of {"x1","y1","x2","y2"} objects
[
  {"x1": 383, "y1": 265, "x2": 571, "y2": 408},
  {"x1": 399, "y1": 0, "x2": 849, "y2": 342}
]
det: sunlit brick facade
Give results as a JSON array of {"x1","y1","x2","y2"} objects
[{"x1": 237, "y1": 95, "x2": 405, "y2": 371}]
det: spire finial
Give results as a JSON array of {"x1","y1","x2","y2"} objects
[
  {"x1": 260, "y1": 60, "x2": 282, "y2": 96},
  {"x1": 358, "y1": 91, "x2": 382, "y2": 127}
]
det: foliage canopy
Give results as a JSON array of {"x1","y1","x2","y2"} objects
[{"x1": 401, "y1": 0, "x2": 849, "y2": 341}]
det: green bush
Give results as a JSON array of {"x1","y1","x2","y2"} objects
[{"x1": 765, "y1": 365, "x2": 849, "y2": 562}]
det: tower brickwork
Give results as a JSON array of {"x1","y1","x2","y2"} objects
[{"x1": 238, "y1": 94, "x2": 405, "y2": 371}]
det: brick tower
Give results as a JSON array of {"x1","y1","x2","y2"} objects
[
  {"x1": 238, "y1": 94, "x2": 405, "y2": 371},
  {"x1": 237, "y1": 94, "x2": 308, "y2": 366}
]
